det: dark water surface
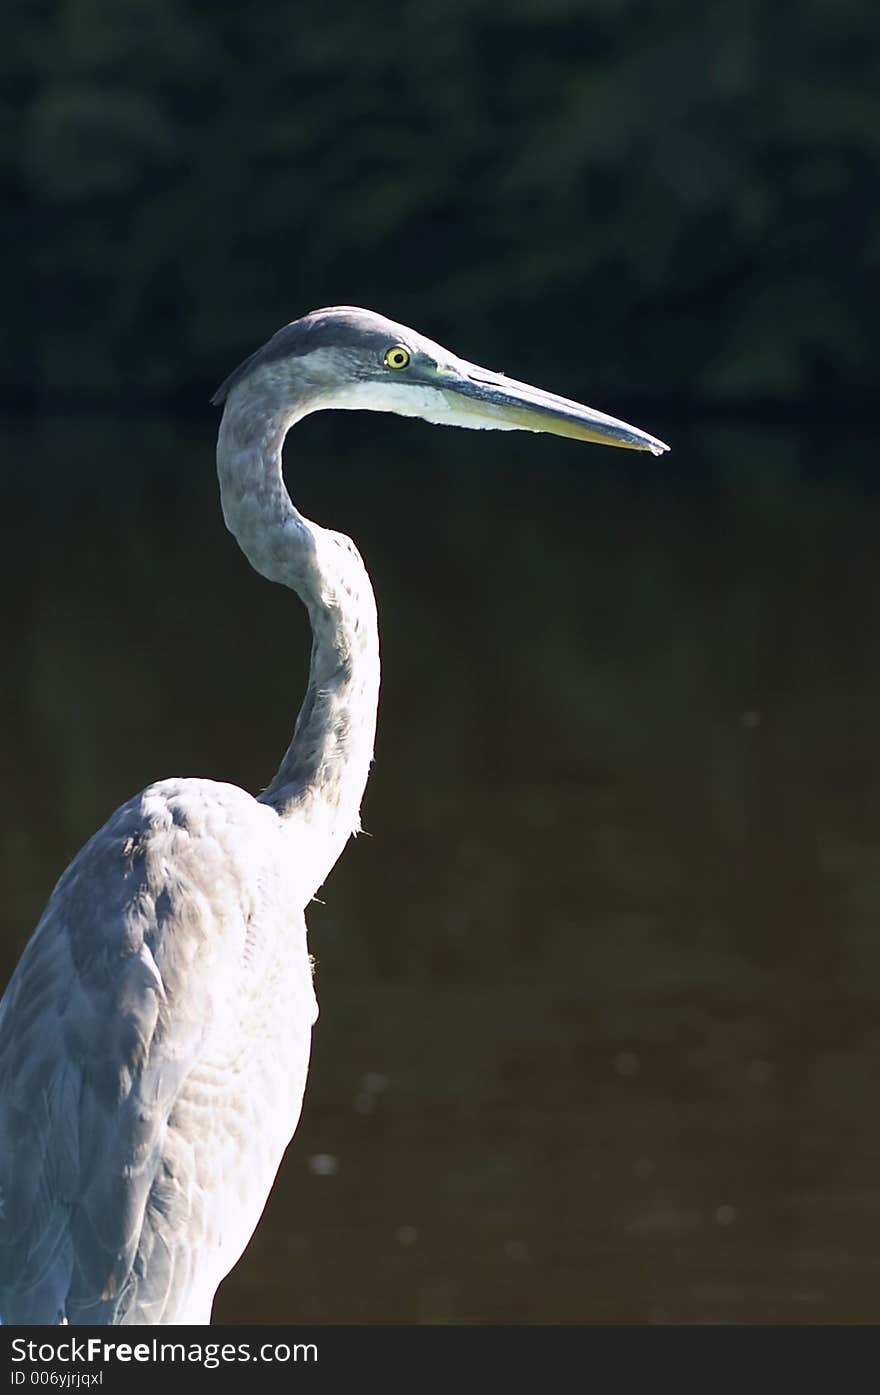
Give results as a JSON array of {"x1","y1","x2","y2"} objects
[{"x1": 2, "y1": 413, "x2": 879, "y2": 1323}]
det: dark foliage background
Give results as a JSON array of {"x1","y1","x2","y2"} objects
[{"x1": 3, "y1": 0, "x2": 878, "y2": 407}]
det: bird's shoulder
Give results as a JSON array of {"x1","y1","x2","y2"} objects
[{"x1": 0, "y1": 775, "x2": 298, "y2": 1093}]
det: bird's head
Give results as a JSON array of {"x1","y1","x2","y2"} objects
[{"x1": 212, "y1": 306, "x2": 669, "y2": 456}]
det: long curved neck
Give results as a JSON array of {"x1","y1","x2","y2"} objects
[{"x1": 216, "y1": 383, "x2": 380, "y2": 895}]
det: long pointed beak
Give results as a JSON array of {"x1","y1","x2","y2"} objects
[{"x1": 438, "y1": 359, "x2": 670, "y2": 456}]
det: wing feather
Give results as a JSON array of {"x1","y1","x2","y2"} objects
[{"x1": 0, "y1": 778, "x2": 305, "y2": 1325}]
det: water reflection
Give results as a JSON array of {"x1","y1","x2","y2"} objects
[{"x1": 1, "y1": 415, "x2": 879, "y2": 1323}]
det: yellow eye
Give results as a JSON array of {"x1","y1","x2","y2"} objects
[{"x1": 384, "y1": 345, "x2": 411, "y2": 370}]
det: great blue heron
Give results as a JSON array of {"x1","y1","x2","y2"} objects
[{"x1": 0, "y1": 307, "x2": 668, "y2": 1324}]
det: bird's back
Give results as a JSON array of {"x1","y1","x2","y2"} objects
[{"x1": 0, "y1": 777, "x2": 317, "y2": 1324}]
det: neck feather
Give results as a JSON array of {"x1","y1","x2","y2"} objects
[{"x1": 216, "y1": 383, "x2": 380, "y2": 895}]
